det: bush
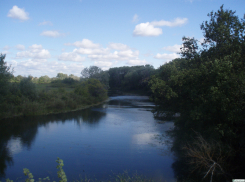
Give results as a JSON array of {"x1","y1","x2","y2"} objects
[
  {"x1": 53, "y1": 99, "x2": 65, "y2": 110},
  {"x1": 21, "y1": 101, "x2": 42, "y2": 116},
  {"x1": 62, "y1": 77, "x2": 77, "y2": 85},
  {"x1": 20, "y1": 76, "x2": 37, "y2": 101}
]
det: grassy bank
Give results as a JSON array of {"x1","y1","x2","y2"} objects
[{"x1": 0, "y1": 78, "x2": 108, "y2": 120}]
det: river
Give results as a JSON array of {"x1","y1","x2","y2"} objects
[{"x1": 0, "y1": 96, "x2": 175, "y2": 181}]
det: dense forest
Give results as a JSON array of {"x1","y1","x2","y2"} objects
[{"x1": 1, "y1": 5, "x2": 245, "y2": 181}]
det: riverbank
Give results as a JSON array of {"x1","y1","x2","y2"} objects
[
  {"x1": 0, "y1": 78, "x2": 108, "y2": 121},
  {"x1": 0, "y1": 100, "x2": 109, "y2": 120}
]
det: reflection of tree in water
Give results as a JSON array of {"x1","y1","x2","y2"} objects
[
  {"x1": 109, "y1": 99, "x2": 132, "y2": 107},
  {"x1": 0, "y1": 105, "x2": 106, "y2": 178},
  {"x1": 169, "y1": 120, "x2": 245, "y2": 182},
  {"x1": 74, "y1": 108, "x2": 106, "y2": 126},
  {"x1": 0, "y1": 140, "x2": 13, "y2": 178},
  {"x1": 0, "y1": 118, "x2": 38, "y2": 178}
]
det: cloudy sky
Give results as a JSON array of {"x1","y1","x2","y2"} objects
[{"x1": 1, "y1": 0, "x2": 244, "y2": 77}]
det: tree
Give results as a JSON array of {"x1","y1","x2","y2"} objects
[
  {"x1": 81, "y1": 66, "x2": 110, "y2": 89},
  {"x1": 20, "y1": 76, "x2": 37, "y2": 101},
  {"x1": 38, "y1": 75, "x2": 51, "y2": 83},
  {"x1": 56, "y1": 73, "x2": 68, "y2": 80},
  {"x1": 81, "y1": 66, "x2": 102, "y2": 78},
  {"x1": 74, "y1": 78, "x2": 107, "y2": 100},
  {"x1": 0, "y1": 54, "x2": 13, "y2": 101},
  {"x1": 149, "y1": 6, "x2": 245, "y2": 180}
]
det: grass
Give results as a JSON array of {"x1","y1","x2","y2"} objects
[
  {"x1": 0, "y1": 81, "x2": 108, "y2": 120},
  {"x1": 35, "y1": 83, "x2": 75, "y2": 92}
]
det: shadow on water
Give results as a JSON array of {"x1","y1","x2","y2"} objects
[
  {"x1": 168, "y1": 119, "x2": 245, "y2": 182},
  {"x1": 0, "y1": 107, "x2": 106, "y2": 178}
]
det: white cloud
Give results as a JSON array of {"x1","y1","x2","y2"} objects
[
  {"x1": 87, "y1": 52, "x2": 119, "y2": 61},
  {"x1": 8, "y1": 59, "x2": 84, "y2": 77},
  {"x1": 16, "y1": 44, "x2": 50, "y2": 59},
  {"x1": 162, "y1": 44, "x2": 182, "y2": 53},
  {"x1": 1, "y1": 51, "x2": 9, "y2": 55},
  {"x1": 94, "y1": 61, "x2": 113, "y2": 70},
  {"x1": 41, "y1": 30, "x2": 65, "y2": 37},
  {"x1": 118, "y1": 50, "x2": 139, "y2": 58},
  {"x1": 16, "y1": 44, "x2": 25, "y2": 50},
  {"x1": 86, "y1": 50, "x2": 139, "y2": 61},
  {"x1": 64, "y1": 40, "x2": 142, "y2": 68},
  {"x1": 108, "y1": 43, "x2": 130, "y2": 50},
  {"x1": 154, "y1": 53, "x2": 180, "y2": 62},
  {"x1": 7, "y1": 5, "x2": 29, "y2": 21},
  {"x1": 133, "y1": 22, "x2": 162, "y2": 36},
  {"x1": 39, "y1": 21, "x2": 53, "y2": 26},
  {"x1": 75, "y1": 48, "x2": 110, "y2": 55},
  {"x1": 127, "y1": 59, "x2": 147, "y2": 66},
  {"x1": 151, "y1": 18, "x2": 188, "y2": 27},
  {"x1": 65, "y1": 39, "x2": 100, "y2": 49},
  {"x1": 29, "y1": 44, "x2": 42, "y2": 50},
  {"x1": 58, "y1": 52, "x2": 86, "y2": 62},
  {"x1": 3, "y1": 46, "x2": 11, "y2": 50},
  {"x1": 133, "y1": 18, "x2": 188, "y2": 37},
  {"x1": 132, "y1": 14, "x2": 139, "y2": 23}
]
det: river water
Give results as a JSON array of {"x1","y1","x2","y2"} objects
[{"x1": 0, "y1": 96, "x2": 175, "y2": 181}]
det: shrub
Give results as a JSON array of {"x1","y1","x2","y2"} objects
[
  {"x1": 53, "y1": 99, "x2": 65, "y2": 110},
  {"x1": 20, "y1": 76, "x2": 37, "y2": 101},
  {"x1": 62, "y1": 77, "x2": 77, "y2": 85}
]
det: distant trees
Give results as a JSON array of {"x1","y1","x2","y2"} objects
[
  {"x1": 38, "y1": 75, "x2": 51, "y2": 83},
  {"x1": 56, "y1": 73, "x2": 68, "y2": 80},
  {"x1": 81, "y1": 66, "x2": 110, "y2": 89},
  {"x1": 108, "y1": 65, "x2": 155, "y2": 93},
  {"x1": 75, "y1": 78, "x2": 107, "y2": 101}
]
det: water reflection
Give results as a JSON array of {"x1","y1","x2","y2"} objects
[
  {"x1": 0, "y1": 96, "x2": 175, "y2": 181},
  {"x1": 0, "y1": 107, "x2": 106, "y2": 178}
]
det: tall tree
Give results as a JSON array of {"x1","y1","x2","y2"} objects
[
  {"x1": 149, "y1": 6, "x2": 245, "y2": 180},
  {"x1": 0, "y1": 54, "x2": 13, "y2": 101}
]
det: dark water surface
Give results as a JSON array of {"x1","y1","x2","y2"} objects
[{"x1": 0, "y1": 96, "x2": 175, "y2": 181}]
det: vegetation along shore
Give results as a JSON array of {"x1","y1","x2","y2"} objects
[{"x1": 1, "y1": 5, "x2": 245, "y2": 181}]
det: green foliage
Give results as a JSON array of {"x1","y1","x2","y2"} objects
[
  {"x1": 81, "y1": 66, "x2": 110, "y2": 89},
  {"x1": 108, "y1": 65, "x2": 155, "y2": 93},
  {"x1": 38, "y1": 75, "x2": 51, "y2": 84},
  {"x1": 20, "y1": 76, "x2": 37, "y2": 101},
  {"x1": 75, "y1": 78, "x2": 107, "y2": 101},
  {"x1": 56, "y1": 157, "x2": 67, "y2": 182},
  {"x1": 0, "y1": 54, "x2": 13, "y2": 102},
  {"x1": 56, "y1": 73, "x2": 68, "y2": 80},
  {"x1": 23, "y1": 168, "x2": 34, "y2": 182},
  {"x1": 149, "y1": 5, "x2": 245, "y2": 180},
  {"x1": 62, "y1": 77, "x2": 78, "y2": 85}
]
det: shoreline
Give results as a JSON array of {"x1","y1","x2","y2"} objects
[{"x1": 0, "y1": 98, "x2": 110, "y2": 121}]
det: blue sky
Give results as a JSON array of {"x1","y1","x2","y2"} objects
[{"x1": 1, "y1": 0, "x2": 244, "y2": 77}]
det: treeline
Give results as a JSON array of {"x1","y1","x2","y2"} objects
[
  {"x1": 11, "y1": 73, "x2": 80, "y2": 84},
  {"x1": 149, "y1": 6, "x2": 245, "y2": 181},
  {"x1": 0, "y1": 51, "x2": 156, "y2": 119},
  {"x1": 0, "y1": 57, "x2": 108, "y2": 120},
  {"x1": 108, "y1": 65, "x2": 155, "y2": 94}
]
